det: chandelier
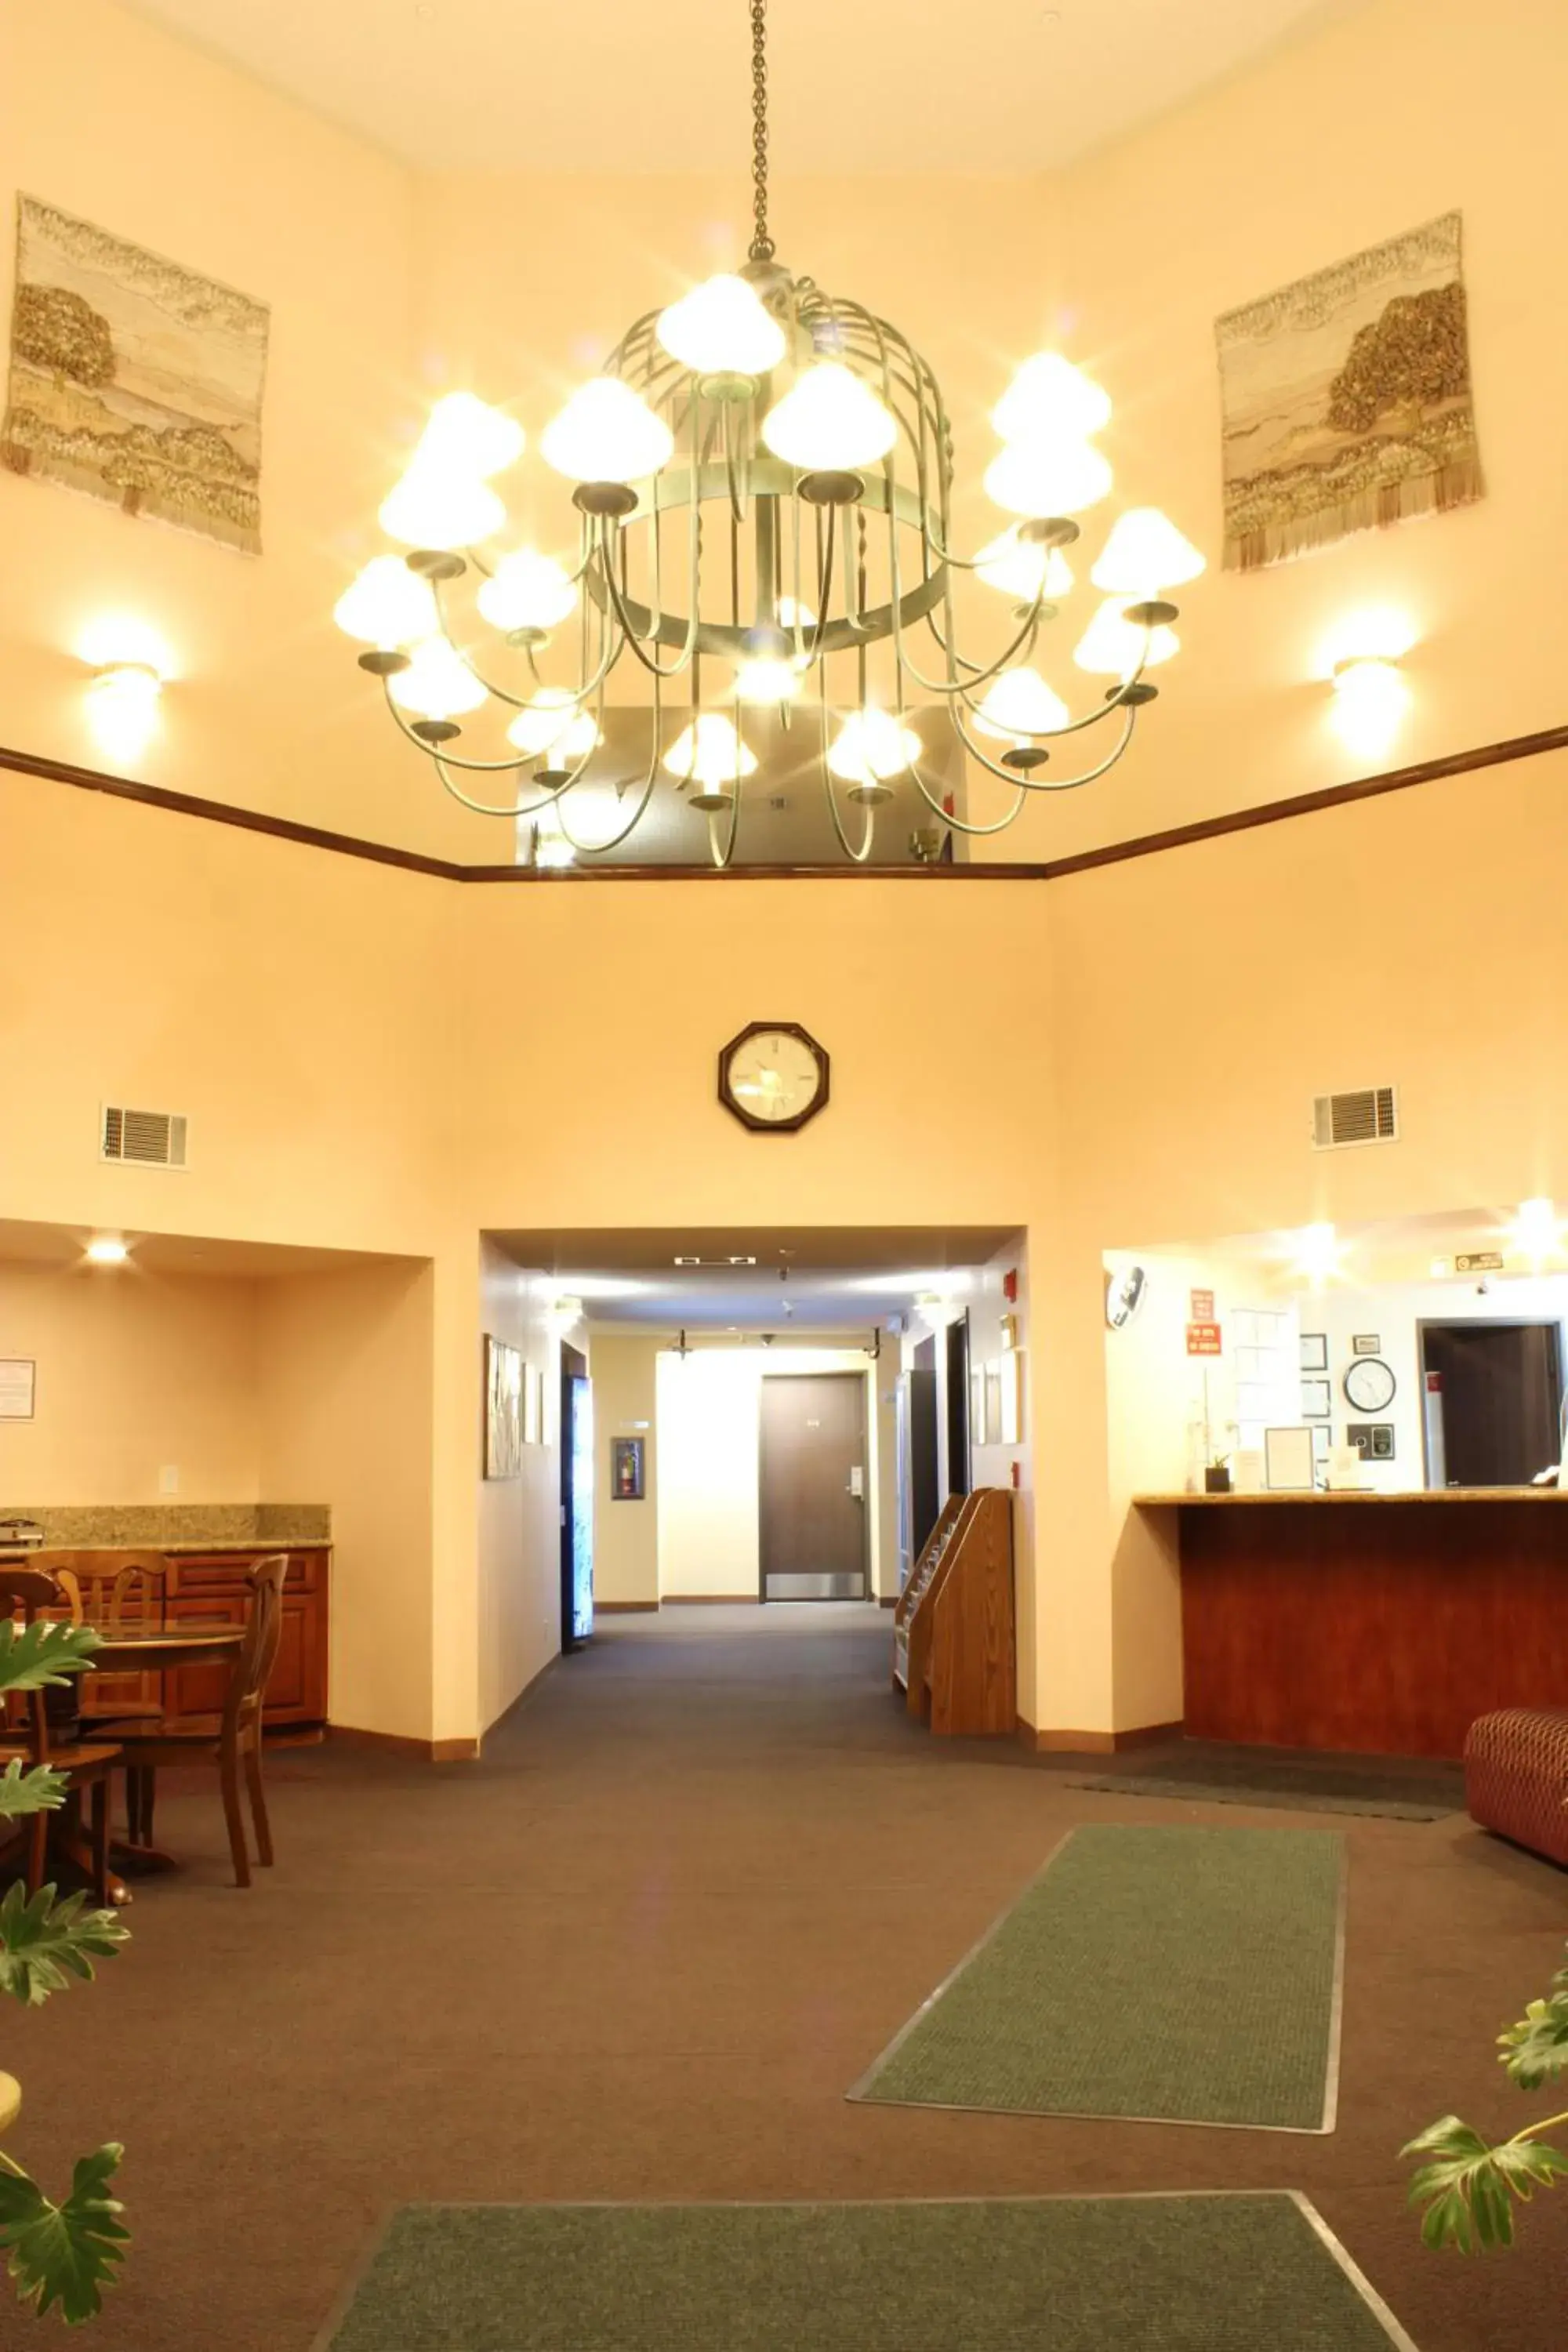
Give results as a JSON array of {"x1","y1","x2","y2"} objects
[{"x1": 334, "y1": 0, "x2": 1203, "y2": 868}]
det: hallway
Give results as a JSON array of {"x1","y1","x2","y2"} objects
[{"x1": 24, "y1": 1605, "x2": 1567, "y2": 2350}]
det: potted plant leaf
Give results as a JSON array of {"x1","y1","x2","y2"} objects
[
  {"x1": 0, "y1": 1615, "x2": 129, "y2": 2323},
  {"x1": 1403, "y1": 1944, "x2": 1568, "y2": 2249}
]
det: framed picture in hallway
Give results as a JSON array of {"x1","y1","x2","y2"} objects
[
  {"x1": 484, "y1": 1336, "x2": 524, "y2": 1479},
  {"x1": 612, "y1": 1436, "x2": 646, "y2": 1499}
]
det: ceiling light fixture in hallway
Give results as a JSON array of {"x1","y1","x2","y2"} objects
[{"x1": 336, "y1": 0, "x2": 1202, "y2": 866}]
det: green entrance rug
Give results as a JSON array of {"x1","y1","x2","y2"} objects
[
  {"x1": 848, "y1": 1823, "x2": 1345, "y2": 2131},
  {"x1": 319, "y1": 2193, "x2": 1416, "y2": 2351},
  {"x1": 1064, "y1": 1773, "x2": 1454, "y2": 1821}
]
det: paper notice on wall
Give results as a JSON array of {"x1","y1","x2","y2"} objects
[
  {"x1": 0, "y1": 1360, "x2": 36, "y2": 1419},
  {"x1": 1189, "y1": 1290, "x2": 1215, "y2": 1321}
]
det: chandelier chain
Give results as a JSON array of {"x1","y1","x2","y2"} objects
[{"x1": 749, "y1": 0, "x2": 773, "y2": 263}]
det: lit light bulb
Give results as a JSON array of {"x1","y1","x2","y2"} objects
[
  {"x1": 540, "y1": 379, "x2": 674, "y2": 485},
  {"x1": 379, "y1": 466, "x2": 505, "y2": 549},
  {"x1": 333, "y1": 555, "x2": 439, "y2": 647},
  {"x1": 662, "y1": 713, "x2": 757, "y2": 790},
  {"x1": 1073, "y1": 596, "x2": 1178, "y2": 676},
  {"x1": 972, "y1": 667, "x2": 1070, "y2": 742},
  {"x1": 546, "y1": 1293, "x2": 585, "y2": 1333},
  {"x1": 477, "y1": 550, "x2": 578, "y2": 633},
  {"x1": 985, "y1": 437, "x2": 1112, "y2": 518},
  {"x1": 532, "y1": 818, "x2": 576, "y2": 871},
  {"x1": 1091, "y1": 507, "x2": 1205, "y2": 594},
  {"x1": 761, "y1": 361, "x2": 898, "y2": 470},
  {"x1": 85, "y1": 1235, "x2": 130, "y2": 1265},
  {"x1": 389, "y1": 637, "x2": 488, "y2": 720},
  {"x1": 992, "y1": 353, "x2": 1111, "y2": 443},
  {"x1": 974, "y1": 529, "x2": 1074, "y2": 602},
  {"x1": 775, "y1": 595, "x2": 817, "y2": 631},
  {"x1": 1330, "y1": 655, "x2": 1408, "y2": 758},
  {"x1": 84, "y1": 662, "x2": 162, "y2": 760},
  {"x1": 1295, "y1": 1223, "x2": 1340, "y2": 1286},
  {"x1": 656, "y1": 274, "x2": 786, "y2": 376},
  {"x1": 733, "y1": 656, "x2": 800, "y2": 706},
  {"x1": 506, "y1": 688, "x2": 601, "y2": 761},
  {"x1": 414, "y1": 391, "x2": 524, "y2": 480},
  {"x1": 826, "y1": 708, "x2": 921, "y2": 785},
  {"x1": 1514, "y1": 1197, "x2": 1562, "y2": 1263}
]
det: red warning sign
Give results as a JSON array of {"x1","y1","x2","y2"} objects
[{"x1": 1186, "y1": 1321, "x2": 1222, "y2": 1356}]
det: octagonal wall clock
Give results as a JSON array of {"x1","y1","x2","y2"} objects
[{"x1": 718, "y1": 1022, "x2": 829, "y2": 1134}]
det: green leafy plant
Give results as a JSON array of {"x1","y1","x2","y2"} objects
[
  {"x1": 0, "y1": 1618, "x2": 129, "y2": 2323},
  {"x1": 1403, "y1": 1945, "x2": 1568, "y2": 2251}
]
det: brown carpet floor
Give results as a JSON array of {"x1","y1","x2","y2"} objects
[{"x1": 13, "y1": 1602, "x2": 1565, "y2": 2350}]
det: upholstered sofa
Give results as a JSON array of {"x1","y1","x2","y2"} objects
[{"x1": 1464, "y1": 1709, "x2": 1568, "y2": 1867}]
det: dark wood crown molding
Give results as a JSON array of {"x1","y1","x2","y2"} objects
[{"x1": 4, "y1": 722, "x2": 1565, "y2": 887}]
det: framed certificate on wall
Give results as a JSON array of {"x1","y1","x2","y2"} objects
[{"x1": 1265, "y1": 1426, "x2": 1316, "y2": 1491}]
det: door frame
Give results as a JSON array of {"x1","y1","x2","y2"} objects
[
  {"x1": 1416, "y1": 1316, "x2": 1566, "y2": 1489},
  {"x1": 757, "y1": 1368, "x2": 869, "y2": 1602}
]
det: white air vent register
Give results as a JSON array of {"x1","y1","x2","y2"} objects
[
  {"x1": 100, "y1": 1105, "x2": 188, "y2": 1169},
  {"x1": 1312, "y1": 1087, "x2": 1399, "y2": 1150}
]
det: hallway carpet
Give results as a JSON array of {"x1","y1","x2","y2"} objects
[
  {"x1": 325, "y1": 2192, "x2": 1412, "y2": 2350},
  {"x1": 13, "y1": 1603, "x2": 1563, "y2": 2350},
  {"x1": 851, "y1": 1823, "x2": 1343, "y2": 2129}
]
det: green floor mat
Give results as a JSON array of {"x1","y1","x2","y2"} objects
[
  {"x1": 320, "y1": 2193, "x2": 1414, "y2": 2352},
  {"x1": 849, "y1": 1822, "x2": 1344, "y2": 2130}
]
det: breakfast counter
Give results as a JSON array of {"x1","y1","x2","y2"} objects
[{"x1": 1134, "y1": 1487, "x2": 1568, "y2": 1758}]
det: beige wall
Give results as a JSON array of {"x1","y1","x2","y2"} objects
[
  {"x1": 589, "y1": 1333, "x2": 660, "y2": 1608},
  {"x1": 474, "y1": 1243, "x2": 561, "y2": 1730},
  {"x1": 0, "y1": 1261, "x2": 261, "y2": 1504},
  {"x1": 256, "y1": 1261, "x2": 435, "y2": 1743}
]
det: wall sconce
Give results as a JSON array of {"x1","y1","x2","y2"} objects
[
  {"x1": 84, "y1": 660, "x2": 163, "y2": 760},
  {"x1": 1329, "y1": 653, "x2": 1408, "y2": 757},
  {"x1": 545, "y1": 1293, "x2": 584, "y2": 1336},
  {"x1": 85, "y1": 1235, "x2": 130, "y2": 1266}
]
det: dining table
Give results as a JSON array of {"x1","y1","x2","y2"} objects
[{"x1": 73, "y1": 1622, "x2": 247, "y2": 1902}]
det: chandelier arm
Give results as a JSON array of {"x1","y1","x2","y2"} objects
[
  {"x1": 380, "y1": 681, "x2": 535, "y2": 775},
  {"x1": 550, "y1": 731, "x2": 663, "y2": 856},
  {"x1": 949, "y1": 702, "x2": 1140, "y2": 793},
  {"x1": 430, "y1": 754, "x2": 580, "y2": 822},
  {"x1": 427, "y1": 575, "x2": 625, "y2": 714},
  {"x1": 815, "y1": 664, "x2": 877, "y2": 866},
  {"x1": 708, "y1": 772, "x2": 742, "y2": 869},
  {"x1": 590, "y1": 397, "x2": 705, "y2": 679},
  {"x1": 887, "y1": 576, "x2": 1044, "y2": 699},
  {"x1": 906, "y1": 757, "x2": 1029, "y2": 837}
]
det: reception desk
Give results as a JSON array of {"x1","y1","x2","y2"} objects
[{"x1": 1134, "y1": 1490, "x2": 1568, "y2": 1759}]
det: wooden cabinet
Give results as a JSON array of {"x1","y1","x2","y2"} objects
[{"x1": 161, "y1": 1549, "x2": 330, "y2": 1733}]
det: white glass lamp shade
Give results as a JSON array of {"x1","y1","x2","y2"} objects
[
  {"x1": 85, "y1": 662, "x2": 162, "y2": 760},
  {"x1": 379, "y1": 466, "x2": 506, "y2": 550},
  {"x1": 775, "y1": 594, "x2": 817, "y2": 631},
  {"x1": 415, "y1": 391, "x2": 524, "y2": 480},
  {"x1": 1091, "y1": 507, "x2": 1206, "y2": 594},
  {"x1": 761, "y1": 362, "x2": 898, "y2": 471},
  {"x1": 1329, "y1": 655, "x2": 1407, "y2": 757},
  {"x1": 333, "y1": 555, "x2": 439, "y2": 647},
  {"x1": 826, "y1": 708, "x2": 921, "y2": 786},
  {"x1": 662, "y1": 713, "x2": 757, "y2": 789},
  {"x1": 540, "y1": 379, "x2": 674, "y2": 485},
  {"x1": 985, "y1": 437, "x2": 1112, "y2": 519},
  {"x1": 506, "y1": 687, "x2": 601, "y2": 761},
  {"x1": 656, "y1": 274, "x2": 786, "y2": 376},
  {"x1": 389, "y1": 637, "x2": 488, "y2": 720},
  {"x1": 972, "y1": 667, "x2": 1070, "y2": 742},
  {"x1": 974, "y1": 529, "x2": 1073, "y2": 603},
  {"x1": 733, "y1": 656, "x2": 800, "y2": 706},
  {"x1": 1073, "y1": 596, "x2": 1179, "y2": 677},
  {"x1": 992, "y1": 352, "x2": 1112, "y2": 443},
  {"x1": 477, "y1": 551, "x2": 578, "y2": 633}
]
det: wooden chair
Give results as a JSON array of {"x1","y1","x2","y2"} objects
[
  {"x1": 113, "y1": 1555, "x2": 289, "y2": 1889},
  {"x1": 0, "y1": 1570, "x2": 121, "y2": 1904},
  {"x1": 51, "y1": 1552, "x2": 169, "y2": 1729}
]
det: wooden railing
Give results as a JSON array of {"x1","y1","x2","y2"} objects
[{"x1": 892, "y1": 1488, "x2": 1015, "y2": 1736}]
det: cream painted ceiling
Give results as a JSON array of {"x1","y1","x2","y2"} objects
[{"x1": 124, "y1": 0, "x2": 1363, "y2": 175}]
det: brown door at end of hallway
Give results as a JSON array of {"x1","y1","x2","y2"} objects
[
  {"x1": 759, "y1": 1373, "x2": 869, "y2": 1602},
  {"x1": 908, "y1": 1333, "x2": 941, "y2": 1562}
]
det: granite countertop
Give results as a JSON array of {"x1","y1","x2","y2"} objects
[
  {"x1": 0, "y1": 1537, "x2": 332, "y2": 1556},
  {"x1": 1134, "y1": 1486, "x2": 1568, "y2": 1506},
  {"x1": 0, "y1": 1504, "x2": 330, "y2": 1549}
]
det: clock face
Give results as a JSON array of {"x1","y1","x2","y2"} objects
[
  {"x1": 718, "y1": 1023, "x2": 829, "y2": 1133},
  {"x1": 1343, "y1": 1356, "x2": 1396, "y2": 1414}
]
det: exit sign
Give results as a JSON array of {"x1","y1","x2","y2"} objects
[{"x1": 1186, "y1": 1321, "x2": 1222, "y2": 1356}]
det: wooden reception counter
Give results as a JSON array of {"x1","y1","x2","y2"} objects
[{"x1": 1134, "y1": 1489, "x2": 1568, "y2": 1760}]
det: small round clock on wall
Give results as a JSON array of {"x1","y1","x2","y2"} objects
[
  {"x1": 717, "y1": 1022, "x2": 829, "y2": 1134},
  {"x1": 1343, "y1": 1356, "x2": 1397, "y2": 1414}
]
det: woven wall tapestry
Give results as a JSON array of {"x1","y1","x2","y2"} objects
[
  {"x1": 1215, "y1": 211, "x2": 1481, "y2": 572},
  {"x1": 1, "y1": 196, "x2": 269, "y2": 554}
]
